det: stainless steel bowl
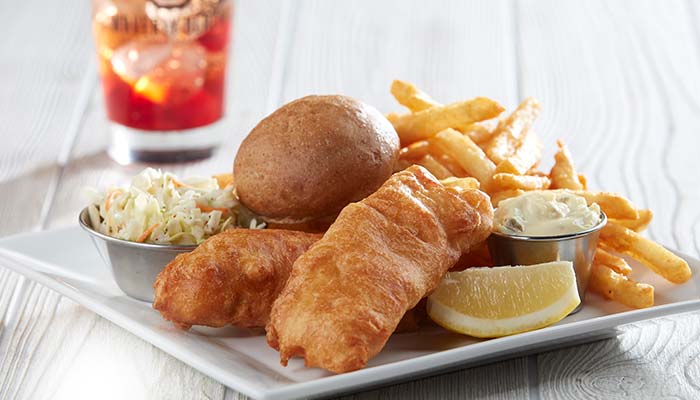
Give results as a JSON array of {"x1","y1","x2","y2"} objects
[
  {"x1": 78, "y1": 207, "x2": 195, "y2": 302},
  {"x1": 487, "y1": 212, "x2": 607, "y2": 314}
]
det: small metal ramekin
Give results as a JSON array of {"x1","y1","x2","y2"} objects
[
  {"x1": 487, "y1": 212, "x2": 607, "y2": 314},
  {"x1": 78, "y1": 207, "x2": 195, "y2": 302}
]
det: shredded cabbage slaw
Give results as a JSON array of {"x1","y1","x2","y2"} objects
[{"x1": 84, "y1": 168, "x2": 264, "y2": 245}]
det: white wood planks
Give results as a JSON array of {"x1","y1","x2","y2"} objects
[
  {"x1": 0, "y1": 0, "x2": 94, "y2": 236},
  {"x1": 339, "y1": 357, "x2": 531, "y2": 400},
  {"x1": 281, "y1": 0, "x2": 518, "y2": 111},
  {"x1": 517, "y1": 0, "x2": 700, "y2": 398},
  {"x1": 538, "y1": 314, "x2": 700, "y2": 399},
  {"x1": 1, "y1": 0, "x2": 283, "y2": 398},
  {"x1": 0, "y1": 0, "x2": 699, "y2": 399}
]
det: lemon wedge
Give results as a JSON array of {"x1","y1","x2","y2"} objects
[{"x1": 427, "y1": 261, "x2": 580, "y2": 338}]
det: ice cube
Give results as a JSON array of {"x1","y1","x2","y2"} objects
[
  {"x1": 111, "y1": 39, "x2": 207, "y2": 104},
  {"x1": 111, "y1": 38, "x2": 171, "y2": 85}
]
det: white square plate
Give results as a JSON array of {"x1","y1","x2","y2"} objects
[{"x1": 1, "y1": 227, "x2": 699, "y2": 399}]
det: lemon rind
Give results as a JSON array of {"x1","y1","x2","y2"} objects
[{"x1": 427, "y1": 281, "x2": 580, "y2": 339}]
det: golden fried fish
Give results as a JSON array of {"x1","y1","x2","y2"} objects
[
  {"x1": 266, "y1": 165, "x2": 494, "y2": 373},
  {"x1": 153, "y1": 229, "x2": 321, "y2": 329}
]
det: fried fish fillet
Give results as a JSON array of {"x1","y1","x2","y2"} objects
[
  {"x1": 266, "y1": 165, "x2": 494, "y2": 373},
  {"x1": 153, "y1": 229, "x2": 321, "y2": 329}
]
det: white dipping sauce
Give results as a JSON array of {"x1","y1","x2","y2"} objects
[{"x1": 494, "y1": 191, "x2": 601, "y2": 237}]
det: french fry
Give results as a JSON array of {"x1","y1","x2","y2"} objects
[
  {"x1": 526, "y1": 168, "x2": 548, "y2": 177},
  {"x1": 600, "y1": 222, "x2": 691, "y2": 284},
  {"x1": 493, "y1": 130, "x2": 542, "y2": 175},
  {"x1": 589, "y1": 263, "x2": 654, "y2": 309},
  {"x1": 391, "y1": 98, "x2": 504, "y2": 145},
  {"x1": 399, "y1": 140, "x2": 431, "y2": 161},
  {"x1": 440, "y1": 176, "x2": 480, "y2": 191},
  {"x1": 593, "y1": 247, "x2": 632, "y2": 276},
  {"x1": 414, "y1": 154, "x2": 453, "y2": 180},
  {"x1": 390, "y1": 81, "x2": 496, "y2": 144},
  {"x1": 490, "y1": 173, "x2": 550, "y2": 192},
  {"x1": 482, "y1": 98, "x2": 541, "y2": 164},
  {"x1": 386, "y1": 112, "x2": 401, "y2": 124},
  {"x1": 429, "y1": 128, "x2": 496, "y2": 184},
  {"x1": 461, "y1": 124, "x2": 494, "y2": 144},
  {"x1": 390, "y1": 80, "x2": 440, "y2": 112},
  {"x1": 213, "y1": 173, "x2": 234, "y2": 188},
  {"x1": 490, "y1": 189, "x2": 525, "y2": 207},
  {"x1": 432, "y1": 153, "x2": 468, "y2": 177},
  {"x1": 578, "y1": 173, "x2": 588, "y2": 190},
  {"x1": 550, "y1": 140, "x2": 584, "y2": 190},
  {"x1": 388, "y1": 81, "x2": 499, "y2": 140},
  {"x1": 609, "y1": 209, "x2": 653, "y2": 232},
  {"x1": 561, "y1": 190, "x2": 639, "y2": 220}
]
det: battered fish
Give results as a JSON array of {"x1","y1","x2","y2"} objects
[
  {"x1": 266, "y1": 165, "x2": 494, "y2": 373},
  {"x1": 153, "y1": 229, "x2": 321, "y2": 329}
]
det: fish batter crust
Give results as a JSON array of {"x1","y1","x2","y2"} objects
[
  {"x1": 153, "y1": 229, "x2": 321, "y2": 329},
  {"x1": 266, "y1": 165, "x2": 493, "y2": 373}
]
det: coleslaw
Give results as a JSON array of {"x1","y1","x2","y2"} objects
[{"x1": 84, "y1": 168, "x2": 264, "y2": 245}]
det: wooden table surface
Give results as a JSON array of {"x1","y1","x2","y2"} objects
[{"x1": 2, "y1": 0, "x2": 700, "y2": 398}]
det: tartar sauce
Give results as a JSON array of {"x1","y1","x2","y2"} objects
[{"x1": 494, "y1": 191, "x2": 602, "y2": 236}]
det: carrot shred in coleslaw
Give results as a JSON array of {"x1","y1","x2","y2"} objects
[
  {"x1": 196, "y1": 205, "x2": 231, "y2": 214},
  {"x1": 84, "y1": 168, "x2": 265, "y2": 245},
  {"x1": 137, "y1": 223, "x2": 160, "y2": 243},
  {"x1": 104, "y1": 189, "x2": 123, "y2": 211}
]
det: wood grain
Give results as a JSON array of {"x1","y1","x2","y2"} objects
[
  {"x1": 0, "y1": 1, "x2": 283, "y2": 399},
  {"x1": 281, "y1": 0, "x2": 518, "y2": 110},
  {"x1": 538, "y1": 314, "x2": 700, "y2": 399},
  {"x1": 0, "y1": 1, "x2": 97, "y2": 396},
  {"x1": 517, "y1": 0, "x2": 700, "y2": 398},
  {"x1": 340, "y1": 358, "x2": 531, "y2": 400},
  {"x1": 0, "y1": 0, "x2": 94, "y2": 236},
  {"x1": 1, "y1": 0, "x2": 700, "y2": 399},
  {"x1": 0, "y1": 280, "x2": 226, "y2": 400}
]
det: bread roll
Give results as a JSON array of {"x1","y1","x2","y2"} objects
[{"x1": 234, "y1": 95, "x2": 399, "y2": 228}]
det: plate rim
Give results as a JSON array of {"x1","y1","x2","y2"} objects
[{"x1": 1, "y1": 227, "x2": 699, "y2": 400}]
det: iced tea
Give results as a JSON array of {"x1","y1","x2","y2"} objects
[{"x1": 91, "y1": 0, "x2": 231, "y2": 162}]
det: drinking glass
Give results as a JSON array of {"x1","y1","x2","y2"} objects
[{"x1": 91, "y1": 0, "x2": 232, "y2": 163}]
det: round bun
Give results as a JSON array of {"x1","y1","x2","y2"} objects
[{"x1": 234, "y1": 95, "x2": 400, "y2": 228}]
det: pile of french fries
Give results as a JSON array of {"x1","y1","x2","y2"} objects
[{"x1": 389, "y1": 80, "x2": 691, "y2": 309}]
